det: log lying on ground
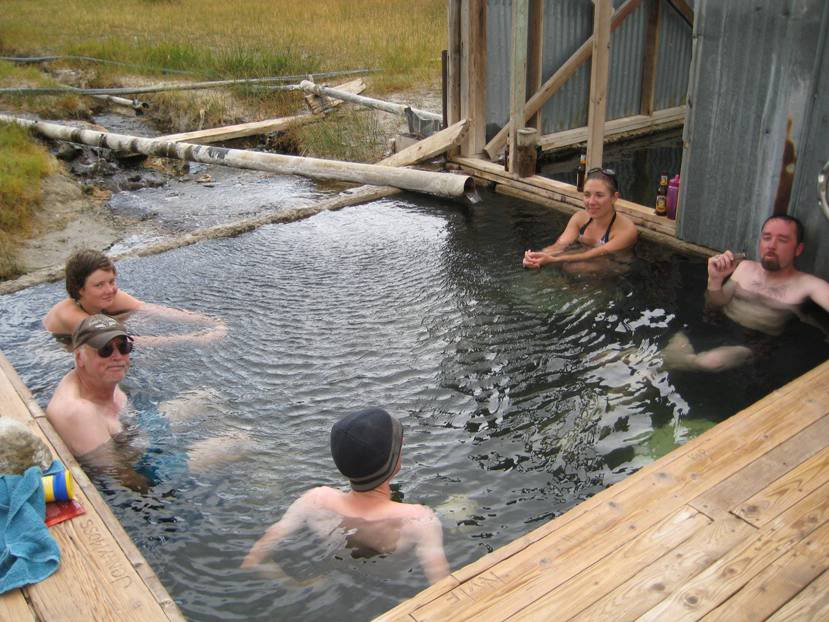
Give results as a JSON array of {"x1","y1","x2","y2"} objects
[
  {"x1": 0, "y1": 114, "x2": 474, "y2": 200},
  {"x1": 0, "y1": 119, "x2": 469, "y2": 295},
  {"x1": 157, "y1": 79, "x2": 366, "y2": 145}
]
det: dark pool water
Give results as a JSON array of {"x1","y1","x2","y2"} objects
[{"x1": 0, "y1": 191, "x2": 826, "y2": 621}]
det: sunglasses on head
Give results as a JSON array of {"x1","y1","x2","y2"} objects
[
  {"x1": 96, "y1": 336, "x2": 133, "y2": 358},
  {"x1": 585, "y1": 167, "x2": 619, "y2": 190},
  {"x1": 587, "y1": 167, "x2": 617, "y2": 177}
]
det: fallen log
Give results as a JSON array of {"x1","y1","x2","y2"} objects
[
  {"x1": 0, "y1": 120, "x2": 470, "y2": 295},
  {"x1": 0, "y1": 114, "x2": 474, "y2": 200}
]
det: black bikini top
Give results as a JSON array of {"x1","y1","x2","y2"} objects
[{"x1": 578, "y1": 211, "x2": 617, "y2": 246}]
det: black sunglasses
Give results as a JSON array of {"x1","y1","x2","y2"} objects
[{"x1": 97, "y1": 336, "x2": 133, "y2": 358}]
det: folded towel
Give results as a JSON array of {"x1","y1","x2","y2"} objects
[{"x1": 0, "y1": 465, "x2": 61, "y2": 594}]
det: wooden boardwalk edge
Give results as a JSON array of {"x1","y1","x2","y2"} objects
[
  {"x1": 0, "y1": 350, "x2": 183, "y2": 621},
  {"x1": 376, "y1": 360, "x2": 829, "y2": 621}
]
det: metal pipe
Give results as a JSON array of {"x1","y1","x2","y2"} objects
[
  {"x1": 299, "y1": 80, "x2": 442, "y2": 121},
  {"x1": 90, "y1": 94, "x2": 149, "y2": 112},
  {"x1": 0, "y1": 69, "x2": 375, "y2": 97},
  {"x1": 0, "y1": 115, "x2": 474, "y2": 200}
]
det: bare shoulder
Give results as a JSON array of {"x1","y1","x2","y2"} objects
[
  {"x1": 396, "y1": 502, "x2": 440, "y2": 523},
  {"x1": 614, "y1": 212, "x2": 638, "y2": 236},
  {"x1": 47, "y1": 378, "x2": 95, "y2": 425},
  {"x1": 296, "y1": 486, "x2": 344, "y2": 511},
  {"x1": 43, "y1": 298, "x2": 84, "y2": 333},
  {"x1": 569, "y1": 211, "x2": 590, "y2": 227}
]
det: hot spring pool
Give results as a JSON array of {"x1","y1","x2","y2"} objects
[{"x1": 1, "y1": 191, "x2": 826, "y2": 621}]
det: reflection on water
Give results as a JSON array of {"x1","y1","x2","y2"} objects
[{"x1": 0, "y1": 192, "x2": 826, "y2": 621}]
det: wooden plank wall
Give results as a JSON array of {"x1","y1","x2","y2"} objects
[{"x1": 376, "y1": 360, "x2": 829, "y2": 621}]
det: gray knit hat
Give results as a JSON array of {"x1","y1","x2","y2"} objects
[{"x1": 330, "y1": 408, "x2": 403, "y2": 491}]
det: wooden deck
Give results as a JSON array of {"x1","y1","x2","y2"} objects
[
  {"x1": 0, "y1": 352, "x2": 182, "y2": 622},
  {"x1": 377, "y1": 359, "x2": 829, "y2": 622}
]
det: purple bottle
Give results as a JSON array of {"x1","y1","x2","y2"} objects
[{"x1": 666, "y1": 175, "x2": 680, "y2": 220}]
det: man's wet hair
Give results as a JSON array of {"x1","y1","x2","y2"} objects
[
  {"x1": 65, "y1": 249, "x2": 116, "y2": 301},
  {"x1": 762, "y1": 214, "x2": 804, "y2": 245}
]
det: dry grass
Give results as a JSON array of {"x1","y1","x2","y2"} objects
[{"x1": 1, "y1": 0, "x2": 446, "y2": 89}]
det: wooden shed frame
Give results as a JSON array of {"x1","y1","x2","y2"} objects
[{"x1": 445, "y1": 0, "x2": 697, "y2": 245}]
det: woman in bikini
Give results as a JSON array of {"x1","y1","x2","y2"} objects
[
  {"x1": 522, "y1": 168, "x2": 638, "y2": 270},
  {"x1": 43, "y1": 249, "x2": 226, "y2": 347}
]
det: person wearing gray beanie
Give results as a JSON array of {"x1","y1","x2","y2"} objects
[{"x1": 242, "y1": 408, "x2": 449, "y2": 584}]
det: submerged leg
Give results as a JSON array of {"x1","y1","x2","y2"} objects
[
  {"x1": 662, "y1": 332, "x2": 753, "y2": 372},
  {"x1": 187, "y1": 431, "x2": 253, "y2": 472}
]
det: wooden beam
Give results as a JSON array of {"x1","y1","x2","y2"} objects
[
  {"x1": 380, "y1": 119, "x2": 468, "y2": 167},
  {"x1": 639, "y1": 0, "x2": 661, "y2": 116},
  {"x1": 667, "y1": 0, "x2": 693, "y2": 26},
  {"x1": 460, "y1": 0, "x2": 487, "y2": 155},
  {"x1": 451, "y1": 155, "x2": 680, "y2": 238},
  {"x1": 586, "y1": 0, "x2": 613, "y2": 169},
  {"x1": 157, "y1": 79, "x2": 366, "y2": 144},
  {"x1": 483, "y1": 0, "x2": 641, "y2": 160},
  {"x1": 447, "y1": 0, "x2": 462, "y2": 127},
  {"x1": 158, "y1": 114, "x2": 321, "y2": 145},
  {"x1": 526, "y1": 0, "x2": 544, "y2": 130},
  {"x1": 538, "y1": 106, "x2": 685, "y2": 151},
  {"x1": 508, "y1": 0, "x2": 530, "y2": 173}
]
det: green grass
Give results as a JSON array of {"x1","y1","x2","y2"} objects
[
  {"x1": 293, "y1": 109, "x2": 388, "y2": 164},
  {"x1": 0, "y1": 122, "x2": 55, "y2": 278}
]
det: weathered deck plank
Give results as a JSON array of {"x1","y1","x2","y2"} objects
[
  {"x1": 0, "y1": 352, "x2": 182, "y2": 621},
  {"x1": 377, "y1": 360, "x2": 829, "y2": 622}
]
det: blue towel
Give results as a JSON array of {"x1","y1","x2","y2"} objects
[{"x1": 0, "y1": 465, "x2": 61, "y2": 594}]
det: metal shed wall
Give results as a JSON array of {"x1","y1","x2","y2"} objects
[
  {"x1": 677, "y1": 0, "x2": 829, "y2": 279},
  {"x1": 484, "y1": 0, "x2": 693, "y2": 138},
  {"x1": 789, "y1": 4, "x2": 829, "y2": 279}
]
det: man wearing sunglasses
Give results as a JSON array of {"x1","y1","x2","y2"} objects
[{"x1": 46, "y1": 314, "x2": 141, "y2": 481}]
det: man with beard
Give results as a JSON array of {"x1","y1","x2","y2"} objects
[{"x1": 664, "y1": 215, "x2": 829, "y2": 371}]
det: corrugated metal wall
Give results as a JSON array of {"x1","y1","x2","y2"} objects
[
  {"x1": 484, "y1": 0, "x2": 693, "y2": 139},
  {"x1": 677, "y1": 0, "x2": 829, "y2": 279},
  {"x1": 790, "y1": 5, "x2": 829, "y2": 279}
]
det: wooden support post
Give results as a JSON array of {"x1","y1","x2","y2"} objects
[
  {"x1": 460, "y1": 0, "x2": 487, "y2": 156},
  {"x1": 526, "y1": 0, "x2": 544, "y2": 131},
  {"x1": 515, "y1": 127, "x2": 538, "y2": 177},
  {"x1": 586, "y1": 0, "x2": 613, "y2": 170},
  {"x1": 483, "y1": 0, "x2": 640, "y2": 160},
  {"x1": 639, "y1": 0, "x2": 661, "y2": 116},
  {"x1": 447, "y1": 0, "x2": 462, "y2": 127},
  {"x1": 509, "y1": 0, "x2": 530, "y2": 173}
]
